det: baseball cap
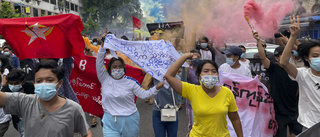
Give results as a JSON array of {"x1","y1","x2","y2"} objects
[
  {"x1": 222, "y1": 46, "x2": 243, "y2": 56},
  {"x1": 274, "y1": 46, "x2": 285, "y2": 57}
]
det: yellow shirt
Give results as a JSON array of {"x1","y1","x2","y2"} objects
[{"x1": 182, "y1": 82, "x2": 238, "y2": 137}]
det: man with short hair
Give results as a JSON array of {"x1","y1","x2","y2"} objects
[
  {"x1": 219, "y1": 46, "x2": 252, "y2": 77},
  {"x1": 253, "y1": 32, "x2": 302, "y2": 137},
  {"x1": 0, "y1": 60, "x2": 92, "y2": 137},
  {"x1": 3, "y1": 46, "x2": 20, "y2": 69},
  {"x1": 1, "y1": 69, "x2": 34, "y2": 137}
]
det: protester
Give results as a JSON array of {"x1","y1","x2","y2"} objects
[
  {"x1": 280, "y1": 15, "x2": 320, "y2": 131},
  {"x1": 0, "y1": 56, "x2": 12, "y2": 137},
  {"x1": 185, "y1": 50, "x2": 201, "y2": 134},
  {"x1": 3, "y1": 46, "x2": 20, "y2": 69},
  {"x1": 196, "y1": 36, "x2": 215, "y2": 60},
  {"x1": 96, "y1": 37, "x2": 164, "y2": 137},
  {"x1": 39, "y1": 58, "x2": 79, "y2": 103},
  {"x1": 1, "y1": 69, "x2": 34, "y2": 137},
  {"x1": 238, "y1": 45, "x2": 250, "y2": 69},
  {"x1": 84, "y1": 37, "x2": 100, "y2": 56},
  {"x1": 165, "y1": 53, "x2": 243, "y2": 137},
  {"x1": 0, "y1": 60, "x2": 92, "y2": 137},
  {"x1": 152, "y1": 78, "x2": 179, "y2": 137},
  {"x1": 253, "y1": 32, "x2": 302, "y2": 136},
  {"x1": 219, "y1": 46, "x2": 252, "y2": 77}
]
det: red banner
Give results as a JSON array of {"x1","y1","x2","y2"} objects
[{"x1": 70, "y1": 55, "x2": 145, "y2": 118}]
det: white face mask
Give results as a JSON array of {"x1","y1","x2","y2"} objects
[{"x1": 111, "y1": 68, "x2": 125, "y2": 79}]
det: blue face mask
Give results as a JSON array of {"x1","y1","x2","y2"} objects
[
  {"x1": 0, "y1": 62, "x2": 2, "y2": 67},
  {"x1": 240, "y1": 53, "x2": 246, "y2": 58},
  {"x1": 191, "y1": 59, "x2": 200, "y2": 67},
  {"x1": 3, "y1": 52, "x2": 10, "y2": 56},
  {"x1": 93, "y1": 42, "x2": 97, "y2": 46},
  {"x1": 292, "y1": 50, "x2": 299, "y2": 56},
  {"x1": 9, "y1": 84, "x2": 22, "y2": 92},
  {"x1": 200, "y1": 43, "x2": 207, "y2": 49},
  {"x1": 310, "y1": 58, "x2": 320, "y2": 71},
  {"x1": 226, "y1": 57, "x2": 235, "y2": 66},
  {"x1": 34, "y1": 83, "x2": 59, "y2": 101}
]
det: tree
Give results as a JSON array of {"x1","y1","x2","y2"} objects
[
  {"x1": 0, "y1": 1, "x2": 20, "y2": 18},
  {"x1": 0, "y1": 1, "x2": 21, "y2": 39},
  {"x1": 82, "y1": 16, "x2": 101, "y2": 36},
  {"x1": 80, "y1": 0, "x2": 143, "y2": 31}
]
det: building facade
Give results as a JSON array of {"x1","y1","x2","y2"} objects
[{"x1": 0, "y1": 0, "x2": 82, "y2": 17}]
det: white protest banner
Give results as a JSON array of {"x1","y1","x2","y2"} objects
[
  {"x1": 104, "y1": 34, "x2": 189, "y2": 83},
  {"x1": 218, "y1": 71, "x2": 277, "y2": 137}
]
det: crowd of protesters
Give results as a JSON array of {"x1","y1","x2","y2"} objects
[{"x1": 0, "y1": 13, "x2": 318, "y2": 137}]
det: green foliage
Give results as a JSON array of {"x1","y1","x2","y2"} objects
[
  {"x1": 80, "y1": 0, "x2": 143, "y2": 30},
  {"x1": 0, "y1": 1, "x2": 20, "y2": 18},
  {"x1": 82, "y1": 16, "x2": 101, "y2": 36},
  {"x1": 58, "y1": 1, "x2": 64, "y2": 7}
]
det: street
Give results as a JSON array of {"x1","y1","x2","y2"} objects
[{"x1": 3, "y1": 98, "x2": 188, "y2": 137}]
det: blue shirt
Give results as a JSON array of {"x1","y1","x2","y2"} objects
[{"x1": 11, "y1": 54, "x2": 20, "y2": 68}]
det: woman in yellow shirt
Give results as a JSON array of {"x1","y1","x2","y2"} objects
[{"x1": 165, "y1": 53, "x2": 243, "y2": 137}]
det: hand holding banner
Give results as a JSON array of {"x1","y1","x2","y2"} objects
[
  {"x1": 70, "y1": 55, "x2": 145, "y2": 118},
  {"x1": 104, "y1": 34, "x2": 188, "y2": 87}
]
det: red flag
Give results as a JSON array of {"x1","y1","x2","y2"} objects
[
  {"x1": 70, "y1": 55, "x2": 145, "y2": 118},
  {"x1": 132, "y1": 16, "x2": 143, "y2": 30},
  {"x1": 0, "y1": 14, "x2": 85, "y2": 60}
]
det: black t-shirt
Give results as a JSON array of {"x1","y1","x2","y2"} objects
[{"x1": 267, "y1": 62, "x2": 299, "y2": 115}]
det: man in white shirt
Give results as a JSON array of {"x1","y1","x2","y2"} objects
[{"x1": 219, "y1": 46, "x2": 252, "y2": 77}]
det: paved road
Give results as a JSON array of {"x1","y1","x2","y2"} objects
[{"x1": 3, "y1": 98, "x2": 188, "y2": 137}]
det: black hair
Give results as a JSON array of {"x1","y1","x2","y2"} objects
[
  {"x1": 107, "y1": 32, "x2": 113, "y2": 34},
  {"x1": 107, "y1": 57, "x2": 126, "y2": 75},
  {"x1": 145, "y1": 37, "x2": 150, "y2": 41},
  {"x1": 34, "y1": 60, "x2": 65, "y2": 81},
  {"x1": 92, "y1": 38, "x2": 98, "y2": 43},
  {"x1": 6, "y1": 69, "x2": 26, "y2": 82},
  {"x1": 201, "y1": 36, "x2": 209, "y2": 43},
  {"x1": 121, "y1": 35, "x2": 129, "y2": 41},
  {"x1": 190, "y1": 49, "x2": 201, "y2": 57},
  {"x1": 2, "y1": 46, "x2": 11, "y2": 51},
  {"x1": 195, "y1": 60, "x2": 219, "y2": 77},
  {"x1": 0, "y1": 54, "x2": 13, "y2": 73},
  {"x1": 238, "y1": 45, "x2": 246, "y2": 51},
  {"x1": 39, "y1": 58, "x2": 59, "y2": 64},
  {"x1": 298, "y1": 41, "x2": 320, "y2": 67}
]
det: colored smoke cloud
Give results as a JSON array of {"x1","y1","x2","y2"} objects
[{"x1": 163, "y1": 0, "x2": 295, "y2": 48}]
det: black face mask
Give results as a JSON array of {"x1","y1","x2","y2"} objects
[{"x1": 191, "y1": 59, "x2": 200, "y2": 67}]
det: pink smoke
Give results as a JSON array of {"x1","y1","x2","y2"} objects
[
  {"x1": 243, "y1": 0, "x2": 295, "y2": 38},
  {"x1": 173, "y1": 0, "x2": 295, "y2": 48}
]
